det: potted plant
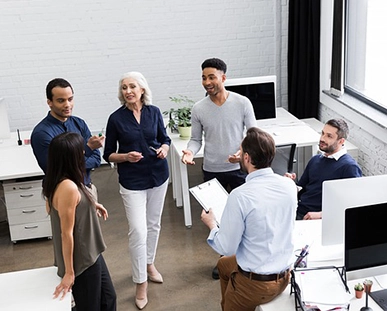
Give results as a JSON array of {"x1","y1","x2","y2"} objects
[
  {"x1": 354, "y1": 283, "x2": 364, "y2": 299},
  {"x1": 163, "y1": 95, "x2": 195, "y2": 140}
]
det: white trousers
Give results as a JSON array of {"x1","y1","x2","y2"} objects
[{"x1": 119, "y1": 179, "x2": 168, "y2": 283}]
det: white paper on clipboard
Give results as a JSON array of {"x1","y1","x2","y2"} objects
[{"x1": 189, "y1": 178, "x2": 229, "y2": 225}]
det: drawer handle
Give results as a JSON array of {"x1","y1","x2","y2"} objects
[
  {"x1": 22, "y1": 210, "x2": 37, "y2": 214},
  {"x1": 19, "y1": 186, "x2": 33, "y2": 190},
  {"x1": 24, "y1": 225, "x2": 38, "y2": 229},
  {"x1": 20, "y1": 194, "x2": 34, "y2": 198}
]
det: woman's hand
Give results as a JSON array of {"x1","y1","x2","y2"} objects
[
  {"x1": 95, "y1": 202, "x2": 108, "y2": 220},
  {"x1": 126, "y1": 151, "x2": 143, "y2": 163},
  {"x1": 53, "y1": 273, "x2": 74, "y2": 300},
  {"x1": 156, "y1": 145, "x2": 169, "y2": 160}
]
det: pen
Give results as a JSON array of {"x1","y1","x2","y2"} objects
[
  {"x1": 294, "y1": 244, "x2": 309, "y2": 267},
  {"x1": 149, "y1": 146, "x2": 160, "y2": 154}
]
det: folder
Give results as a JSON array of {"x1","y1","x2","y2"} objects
[{"x1": 189, "y1": 178, "x2": 229, "y2": 225}]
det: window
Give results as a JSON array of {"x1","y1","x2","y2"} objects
[{"x1": 345, "y1": 0, "x2": 387, "y2": 113}]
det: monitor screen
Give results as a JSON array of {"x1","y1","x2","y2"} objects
[
  {"x1": 345, "y1": 202, "x2": 387, "y2": 272},
  {"x1": 345, "y1": 202, "x2": 387, "y2": 281},
  {"x1": 321, "y1": 175, "x2": 387, "y2": 246},
  {"x1": 224, "y1": 76, "x2": 276, "y2": 120}
]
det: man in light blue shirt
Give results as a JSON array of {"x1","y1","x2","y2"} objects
[{"x1": 201, "y1": 127, "x2": 297, "y2": 311}]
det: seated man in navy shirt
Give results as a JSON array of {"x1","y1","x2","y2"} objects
[
  {"x1": 286, "y1": 118, "x2": 362, "y2": 220},
  {"x1": 31, "y1": 78, "x2": 104, "y2": 192}
]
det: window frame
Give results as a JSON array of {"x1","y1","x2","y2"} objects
[{"x1": 343, "y1": 0, "x2": 387, "y2": 115}]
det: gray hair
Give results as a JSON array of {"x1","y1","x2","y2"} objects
[{"x1": 117, "y1": 71, "x2": 152, "y2": 106}]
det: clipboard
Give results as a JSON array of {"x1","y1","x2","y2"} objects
[{"x1": 189, "y1": 178, "x2": 229, "y2": 225}]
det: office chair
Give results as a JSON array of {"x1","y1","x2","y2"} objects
[{"x1": 271, "y1": 143, "x2": 297, "y2": 176}]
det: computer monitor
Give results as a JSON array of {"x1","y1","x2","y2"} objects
[
  {"x1": 321, "y1": 175, "x2": 387, "y2": 246},
  {"x1": 345, "y1": 202, "x2": 387, "y2": 280},
  {"x1": 224, "y1": 75, "x2": 276, "y2": 120}
]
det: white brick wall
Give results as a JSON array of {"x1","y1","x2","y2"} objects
[
  {"x1": 0, "y1": 0, "x2": 287, "y2": 133},
  {"x1": 3, "y1": 0, "x2": 385, "y2": 177}
]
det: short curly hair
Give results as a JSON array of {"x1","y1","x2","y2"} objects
[
  {"x1": 201, "y1": 58, "x2": 227, "y2": 73},
  {"x1": 46, "y1": 78, "x2": 73, "y2": 101}
]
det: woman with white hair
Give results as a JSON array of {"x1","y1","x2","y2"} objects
[{"x1": 103, "y1": 72, "x2": 170, "y2": 309}]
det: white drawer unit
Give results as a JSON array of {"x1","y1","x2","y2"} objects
[{"x1": 2, "y1": 178, "x2": 52, "y2": 243}]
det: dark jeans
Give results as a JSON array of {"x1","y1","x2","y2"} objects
[
  {"x1": 72, "y1": 254, "x2": 117, "y2": 311},
  {"x1": 202, "y1": 169, "x2": 246, "y2": 193}
]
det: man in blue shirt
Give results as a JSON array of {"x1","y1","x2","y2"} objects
[
  {"x1": 286, "y1": 118, "x2": 362, "y2": 220},
  {"x1": 31, "y1": 78, "x2": 104, "y2": 189}
]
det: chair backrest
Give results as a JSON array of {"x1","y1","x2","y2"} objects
[{"x1": 271, "y1": 143, "x2": 296, "y2": 176}]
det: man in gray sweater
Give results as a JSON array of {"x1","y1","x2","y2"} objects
[{"x1": 182, "y1": 58, "x2": 256, "y2": 278}]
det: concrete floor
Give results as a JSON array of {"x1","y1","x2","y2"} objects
[{"x1": 0, "y1": 162, "x2": 223, "y2": 310}]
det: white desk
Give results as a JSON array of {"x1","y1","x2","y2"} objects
[
  {"x1": 0, "y1": 266, "x2": 71, "y2": 311},
  {"x1": 258, "y1": 220, "x2": 385, "y2": 311},
  {"x1": 170, "y1": 108, "x2": 321, "y2": 227},
  {"x1": 0, "y1": 132, "x2": 49, "y2": 241},
  {"x1": 0, "y1": 130, "x2": 43, "y2": 180},
  {"x1": 258, "y1": 277, "x2": 384, "y2": 311},
  {"x1": 0, "y1": 129, "x2": 108, "y2": 181}
]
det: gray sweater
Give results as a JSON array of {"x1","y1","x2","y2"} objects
[{"x1": 187, "y1": 91, "x2": 256, "y2": 172}]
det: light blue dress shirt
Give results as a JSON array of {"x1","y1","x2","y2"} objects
[{"x1": 207, "y1": 168, "x2": 298, "y2": 274}]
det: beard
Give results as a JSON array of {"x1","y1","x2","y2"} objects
[{"x1": 319, "y1": 141, "x2": 338, "y2": 154}]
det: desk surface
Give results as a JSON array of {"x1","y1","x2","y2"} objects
[
  {"x1": 0, "y1": 130, "x2": 106, "y2": 181},
  {"x1": 256, "y1": 109, "x2": 320, "y2": 148},
  {"x1": 0, "y1": 130, "x2": 43, "y2": 180},
  {"x1": 0, "y1": 266, "x2": 71, "y2": 311}
]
